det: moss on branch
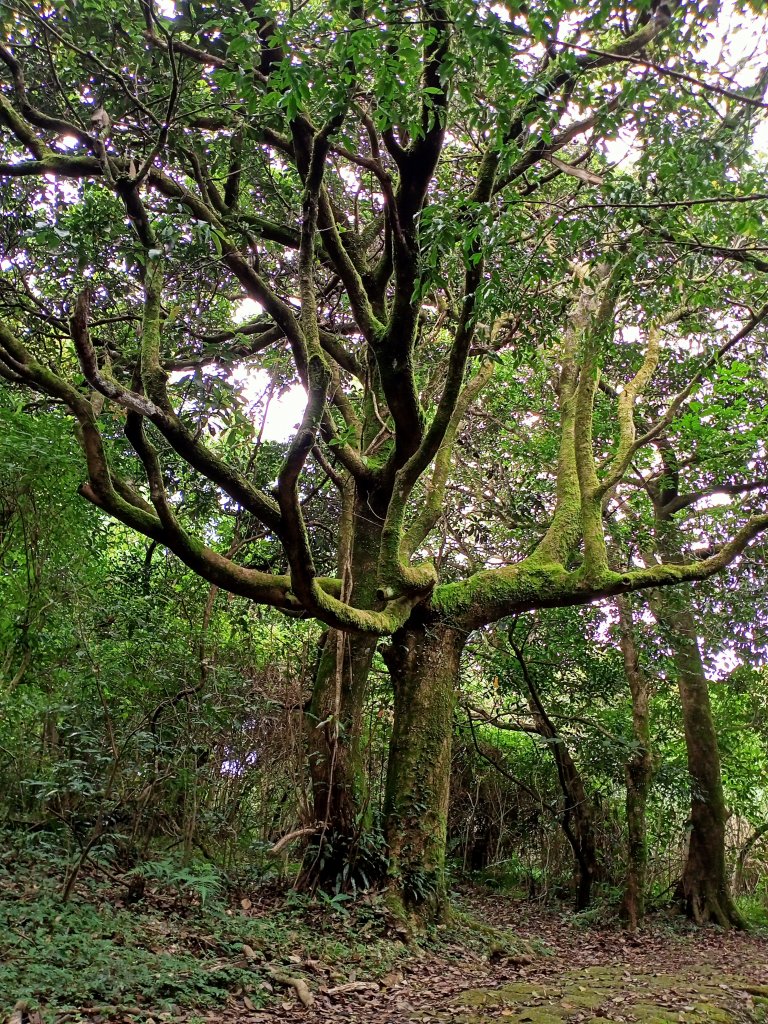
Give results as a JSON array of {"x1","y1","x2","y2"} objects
[{"x1": 432, "y1": 513, "x2": 768, "y2": 629}]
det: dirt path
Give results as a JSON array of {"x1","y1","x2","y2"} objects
[{"x1": 228, "y1": 898, "x2": 768, "y2": 1024}]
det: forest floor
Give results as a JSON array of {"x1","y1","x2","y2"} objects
[
  {"x1": 3, "y1": 838, "x2": 768, "y2": 1024},
  {"x1": 258, "y1": 893, "x2": 768, "y2": 1024}
]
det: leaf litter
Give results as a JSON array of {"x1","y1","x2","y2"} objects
[{"x1": 4, "y1": 867, "x2": 768, "y2": 1024}]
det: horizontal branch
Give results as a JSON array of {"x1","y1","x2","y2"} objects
[{"x1": 433, "y1": 510, "x2": 768, "y2": 630}]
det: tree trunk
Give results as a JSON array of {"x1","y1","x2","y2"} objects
[
  {"x1": 648, "y1": 466, "x2": 742, "y2": 929},
  {"x1": 383, "y1": 620, "x2": 464, "y2": 926},
  {"x1": 733, "y1": 823, "x2": 768, "y2": 895},
  {"x1": 653, "y1": 590, "x2": 743, "y2": 927},
  {"x1": 300, "y1": 485, "x2": 383, "y2": 890},
  {"x1": 616, "y1": 596, "x2": 655, "y2": 930},
  {"x1": 554, "y1": 744, "x2": 598, "y2": 912},
  {"x1": 512, "y1": 642, "x2": 599, "y2": 910},
  {"x1": 543, "y1": 733, "x2": 598, "y2": 911},
  {"x1": 301, "y1": 628, "x2": 379, "y2": 888}
]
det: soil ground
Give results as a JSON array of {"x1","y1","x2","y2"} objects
[
  {"x1": 4, "y1": 862, "x2": 768, "y2": 1024},
  {"x1": 260, "y1": 895, "x2": 768, "y2": 1024},
  {"x1": 188, "y1": 888, "x2": 768, "y2": 1024}
]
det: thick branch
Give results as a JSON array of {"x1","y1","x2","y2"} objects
[
  {"x1": 596, "y1": 325, "x2": 660, "y2": 501},
  {"x1": 402, "y1": 360, "x2": 494, "y2": 558},
  {"x1": 432, "y1": 511, "x2": 768, "y2": 630}
]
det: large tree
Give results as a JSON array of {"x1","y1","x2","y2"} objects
[{"x1": 2, "y1": 0, "x2": 768, "y2": 923}]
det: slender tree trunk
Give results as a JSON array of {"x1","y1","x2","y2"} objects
[
  {"x1": 652, "y1": 589, "x2": 743, "y2": 927},
  {"x1": 647, "y1": 462, "x2": 742, "y2": 928},
  {"x1": 554, "y1": 746, "x2": 598, "y2": 911},
  {"x1": 542, "y1": 731, "x2": 598, "y2": 911},
  {"x1": 301, "y1": 628, "x2": 379, "y2": 886},
  {"x1": 300, "y1": 485, "x2": 383, "y2": 890},
  {"x1": 733, "y1": 823, "x2": 768, "y2": 895},
  {"x1": 382, "y1": 619, "x2": 464, "y2": 926},
  {"x1": 512, "y1": 642, "x2": 599, "y2": 910},
  {"x1": 616, "y1": 595, "x2": 655, "y2": 930}
]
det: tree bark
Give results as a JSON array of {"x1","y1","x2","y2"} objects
[
  {"x1": 647, "y1": 455, "x2": 743, "y2": 929},
  {"x1": 616, "y1": 595, "x2": 655, "y2": 930},
  {"x1": 382, "y1": 620, "x2": 464, "y2": 926},
  {"x1": 652, "y1": 588, "x2": 743, "y2": 927},
  {"x1": 300, "y1": 485, "x2": 383, "y2": 890},
  {"x1": 300, "y1": 628, "x2": 379, "y2": 887},
  {"x1": 543, "y1": 732, "x2": 598, "y2": 912}
]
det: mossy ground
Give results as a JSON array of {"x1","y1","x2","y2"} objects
[{"x1": 451, "y1": 963, "x2": 767, "y2": 1023}]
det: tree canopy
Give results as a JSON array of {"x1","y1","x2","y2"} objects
[{"x1": 2, "y1": 0, "x2": 768, "y2": 632}]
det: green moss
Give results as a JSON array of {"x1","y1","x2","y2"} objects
[
  {"x1": 503, "y1": 1011, "x2": 567, "y2": 1023},
  {"x1": 456, "y1": 983, "x2": 545, "y2": 1007},
  {"x1": 629, "y1": 1006, "x2": 685, "y2": 1023},
  {"x1": 693, "y1": 1004, "x2": 734, "y2": 1021},
  {"x1": 454, "y1": 1001, "x2": 567, "y2": 1024},
  {"x1": 455, "y1": 989, "x2": 497, "y2": 1008},
  {"x1": 447, "y1": 966, "x2": 746, "y2": 1024},
  {"x1": 431, "y1": 561, "x2": 569, "y2": 623},
  {"x1": 561, "y1": 989, "x2": 605, "y2": 1010}
]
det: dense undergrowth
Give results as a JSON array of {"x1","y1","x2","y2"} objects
[
  {"x1": 0, "y1": 828, "x2": 410, "y2": 1021},
  {"x1": 4, "y1": 822, "x2": 767, "y2": 1024}
]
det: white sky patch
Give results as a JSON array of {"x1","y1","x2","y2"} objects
[
  {"x1": 603, "y1": 132, "x2": 641, "y2": 170},
  {"x1": 339, "y1": 165, "x2": 359, "y2": 188},
  {"x1": 169, "y1": 363, "x2": 306, "y2": 442},
  {"x1": 698, "y1": 492, "x2": 732, "y2": 509},
  {"x1": 229, "y1": 366, "x2": 307, "y2": 442},
  {"x1": 226, "y1": 300, "x2": 305, "y2": 440},
  {"x1": 621, "y1": 326, "x2": 642, "y2": 344},
  {"x1": 234, "y1": 298, "x2": 264, "y2": 323}
]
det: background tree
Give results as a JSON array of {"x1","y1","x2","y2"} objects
[{"x1": 615, "y1": 595, "x2": 656, "y2": 930}]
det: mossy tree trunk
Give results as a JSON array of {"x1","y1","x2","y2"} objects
[
  {"x1": 649, "y1": 463, "x2": 743, "y2": 929},
  {"x1": 616, "y1": 595, "x2": 655, "y2": 930},
  {"x1": 382, "y1": 619, "x2": 464, "y2": 925},
  {"x1": 300, "y1": 485, "x2": 384, "y2": 890},
  {"x1": 658, "y1": 594, "x2": 743, "y2": 927}
]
